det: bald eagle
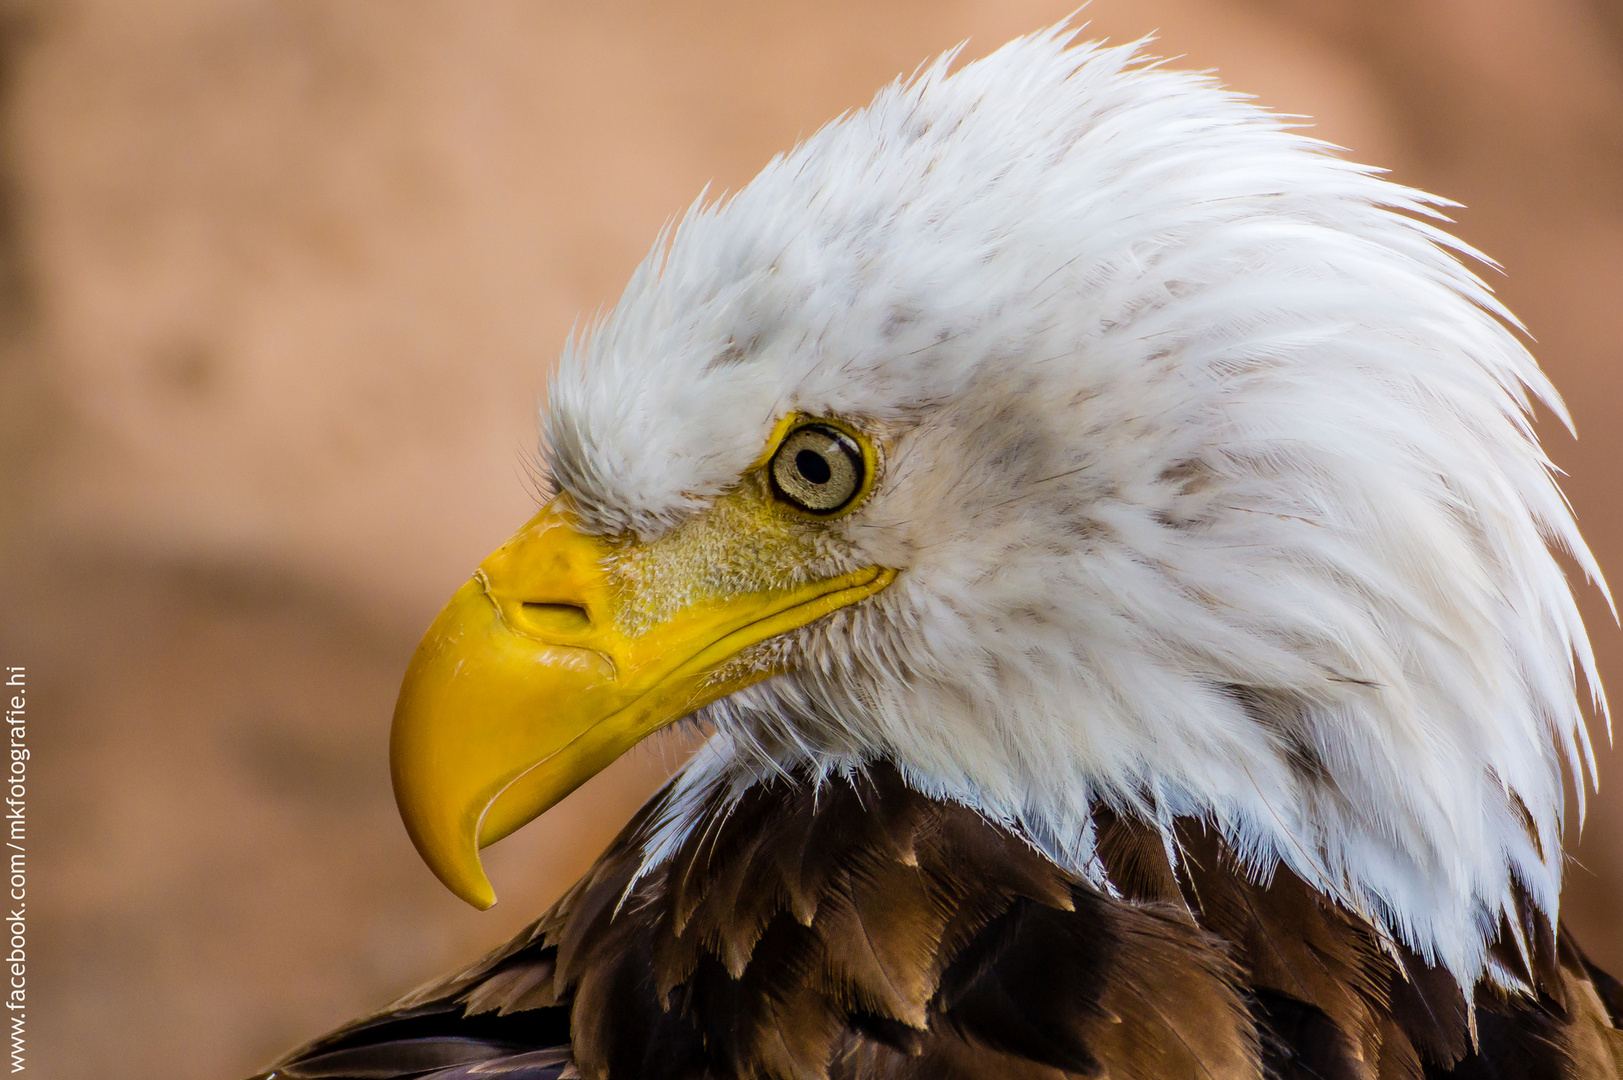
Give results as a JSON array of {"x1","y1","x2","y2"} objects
[{"x1": 257, "y1": 26, "x2": 1623, "y2": 1080}]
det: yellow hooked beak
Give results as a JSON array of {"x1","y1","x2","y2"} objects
[{"x1": 390, "y1": 497, "x2": 894, "y2": 909}]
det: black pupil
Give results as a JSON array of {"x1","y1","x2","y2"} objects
[{"x1": 795, "y1": 448, "x2": 832, "y2": 485}]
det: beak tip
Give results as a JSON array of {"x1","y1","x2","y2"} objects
[{"x1": 441, "y1": 862, "x2": 498, "y2": 911}]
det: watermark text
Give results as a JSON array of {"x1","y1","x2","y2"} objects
[{"x1": 6, "y1": 665, "x2": 26, "y2": 1073}]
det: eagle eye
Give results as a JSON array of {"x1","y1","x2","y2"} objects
[{"x1": 770, "y1": 423, "x2": 865, "y2": 514}]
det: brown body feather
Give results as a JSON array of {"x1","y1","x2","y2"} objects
[{"x1": 259, "y1": 765, "x2": 1623, "y2": 1080}]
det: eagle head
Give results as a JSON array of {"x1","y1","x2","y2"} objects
[{"x1": 388, "y1": 27, "x2": 1604, "y2": 995}]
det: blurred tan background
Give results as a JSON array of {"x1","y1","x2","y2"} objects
[{"x1": 0, "y1": 1, "x2": 1618, "y2": 1077}]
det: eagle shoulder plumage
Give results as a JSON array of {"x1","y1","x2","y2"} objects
[{"x1": 255, "y1": 25, "x2": 1623, "y2": 1080}]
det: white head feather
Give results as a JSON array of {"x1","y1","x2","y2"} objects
[{"x1": 542, "y1": 26, "x2": 1608, "y2": 994}]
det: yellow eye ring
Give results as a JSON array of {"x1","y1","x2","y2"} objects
[{"x1": 757, "y1": 415, "x2": 879, "y2": 518}]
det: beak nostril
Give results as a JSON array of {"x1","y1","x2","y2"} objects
[{"x1": 517, "y1": 602, "x2": 593, "y2": 636}]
